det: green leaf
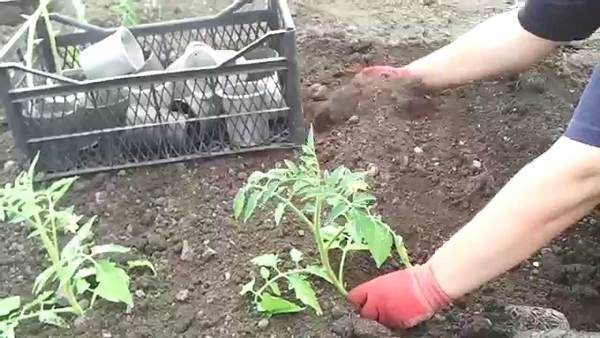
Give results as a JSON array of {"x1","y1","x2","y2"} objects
[
  {"x1": 240, "y1": 278, "x2": 255, "y2": 296},
  {"x1": 290, "y1": 248, "x2": 303, "y2": 264},
  {"x1": 394, "y1": 235, "x2": 412, "y2": 267},
  {"x1": 274, "y1": 203, "x2": 285, "y2": 225},
  {"x1": 352, "y1": 192, "x2": 376, "y2": 207},
  {"x1": 269, "y1": 282, "x2": 281, "y2": 296},
  {"x1": 127, "y1": 260, "x2": 157, "y2": 276},
  {"x1": 247, "y1": 171, "x2": 266, "y2": 184},
  {"x1": 257, "y1": 294, "x2": 304, "y2": 315},
  {"x1": 46, "y1": 177, "x2": 77, "y2": 204},
  {"x1": 244, "y1": 191, "x2": 262, "y2": 221},
  {"x1": 61, "y1": 216, "x2": 95, "y2": 261},
  {"x1": 260, "y1": 267, "x2": 270, "y2": 280},
  {"x1": 33, "y1": 265, "x2": 56, "y2": 295},
  {"x1": 283, "y1": 160, "x2": 298, "y2": 173},
  {"x1": 91, "y1": 244, "x2": 130, "y2": 256},
  {"x1": 94, "y1": 260, "x2": 133, "y2": 306},
  {"x1": 0, "y1": 321, "x2": 16, "y2": 338},
  {"x1": 0, "y1": 296, "x2": 20, "y2": 316},
  {"x1": 38, "y1": 311, "x2": 68, "y2": 328},
  {"x1": 287, "y1": 274, "x2": 322, "y2": 315},
  {"x1": 304, "y1": 265, "x2": 333, "y2": 284},
  {"x1": 326, "y1": 201, "x2": 349, "y2": 225},
  {"x1": 251, "y1": 254, "x2": 278, "y2": 268},
  {"x1": 76, "y1": 267, "x2": 97, "y2": 279},
  {"x1": 74, "y1": 277, "x2": 91, "y2": 295},
  {"x1": 233, "y1": 189, "x2": 246, "y2": 220},
  {"x1": 353, "y1": 211, "x2": 392, "y2": 268}
]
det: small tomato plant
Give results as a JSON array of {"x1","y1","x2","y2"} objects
[
  {"x1": 235, "y1": 127, "x2": 411, "y2": 316},
  {"x1": 0, "y1": 155, "x2": 155, "y2": 337}
]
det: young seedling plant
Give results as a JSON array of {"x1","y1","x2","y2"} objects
[
  {"x1": 0, "y1": 155, "x2": 155, "y2": 337},
  {"x1": 235, "y1": 127, "x2": 412, "y2": 316}
]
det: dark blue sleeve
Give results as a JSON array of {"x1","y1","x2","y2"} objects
[
  {"x1": 564, "y1": 65, "x2": 600, "y2": 147},
  {"x1": 518, "y1": 0, "x2": 600, "y2": 41}
]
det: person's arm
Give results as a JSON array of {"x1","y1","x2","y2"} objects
[
  {"x1": 431, "y1": 136, "x2": 600, "y2": 298},
  {"x1": 347, "y1": 135, "x2": 600, "y2": 329},
  {"x1": 405, "y1": 10, "x2": 559, "y2": 89}
]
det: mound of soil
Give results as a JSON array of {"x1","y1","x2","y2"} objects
[{"x1": 2, "y1": 32, "x2": 600, "y2": 338}]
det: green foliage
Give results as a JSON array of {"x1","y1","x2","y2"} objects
[
  {"x1": 0, "y1": 154, "x2": 156, "y2": 335},
  {"x1": 234, "y1": 126, "x2": 412, "y2": 317},
  {"x1": 112, "y1": 0, "x2": 140, "y2": 26}
]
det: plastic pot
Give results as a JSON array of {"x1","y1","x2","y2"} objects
[
  {"x1": 216, "y1": 81, "x2": 270, "y2": 147},
  {"x1": 80, "y1": 27, "x2": 145, "y2": 79}
]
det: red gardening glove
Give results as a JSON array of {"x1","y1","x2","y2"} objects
[
  {"x1": 347, "y1": 264, "x2": 452, "y2": 329},
  {"x1": 356, "y1": 65, "x2": 412, "y2": 79}
]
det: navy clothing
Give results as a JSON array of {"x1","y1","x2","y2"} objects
[{"x1": 518, "y1": 0, "x2": 600, "y2": 147}]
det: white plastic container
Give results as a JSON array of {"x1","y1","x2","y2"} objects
[
  {"x1": 216, "y1": 81, "x2": 270, "y2": 147},
  {"x1": 80, "y1": 27, "x2": 145, "y2": 79}
]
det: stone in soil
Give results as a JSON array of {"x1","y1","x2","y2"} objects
[
  {"x1": 175, "y1": 289, "x2": 190, "y2": 302},
  {"x1": 257, "y1": 318, "x2": 269, "y2": 329},
  {"x1": 506, "y1": 305, "x2": 570, "y2": 331},
  {"x1": 180, "y1": 240, "x2": 193, "y2": 261}
]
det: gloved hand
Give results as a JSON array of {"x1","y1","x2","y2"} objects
[
  {"x1": 347, "y1": 264, "x2": 452, "y2": 329},
  {"x1": 355, "y1": 65, "x2": 412, "y2": 79}
]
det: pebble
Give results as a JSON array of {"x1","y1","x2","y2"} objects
[
  {"x1": 117, "y1": 170, "x2": 127, "y2": 177},
  {"x1": 3, "y1": 160, "x2": 16, "y2": 172},
  {"x1": 203, "y1": 247, "x2": 218, "y2": 261},
  {"x1": 95, "y1": 191, "x2": 108, "y2": 204},
  {"x1": 257, "y1": 318, "x2": 269, "y2": 329},
  {"x1": 101, "y1": 331, "x2": 112, "y2": 338},
  {"x1": 414, "y1": 146, "x2": 423, "y2": 154},
  {"x1": 180, "y1": 240, "x2": 193, "y2": 261},
  {"x1": 135, "y1": 289, "x2": 146, "y2": 298},
  {"x1": 472, "y1": 159, "x2": 482, "y2": 169},
  {"x1": 175, "y1": 289, "x2": 190, "y2": 302},
  {"x1": 224, "y1": 272, "x2": 231, "y2": 281},
  {"x1": 348, "y1": 115, "x2": 360, "y2": 124},
  {"x1": 366, "y1": 163, "x2": 379, "y2": 177},
  {"x1": 298, "y1": 229, "x2": 305, "y2": 237},
  {"x1": 237, "y1": 172, "x2": 248, "y2": 180}
]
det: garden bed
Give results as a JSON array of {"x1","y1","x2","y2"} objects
[{"x1": 2, "y1": 1, "x2": 600, "y2": 337}]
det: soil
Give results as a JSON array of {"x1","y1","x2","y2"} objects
[{"x1": 2, "y1": 0, "x2": 600, "y2": 338}]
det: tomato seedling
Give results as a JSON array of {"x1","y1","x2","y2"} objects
[
  {"x1": 235, "y1": 126, "x2": 411, "y2": 316},
  {"x1": 0, "y1": 155, "x2": 155, "y2": 337}
]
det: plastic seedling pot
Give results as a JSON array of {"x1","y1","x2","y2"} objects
[
  {"x1": 79, "y1": 27, "x2": 145, "y2": 79},
  {"x1": 125, "y1": 106, "x2": 187, "y2": 149},
  {"x1": 216, "y1": 81, "x2": 270, "y2": 147},
  {"x1": 242, "y1": 47, "x2": 284, "y2": 115}
]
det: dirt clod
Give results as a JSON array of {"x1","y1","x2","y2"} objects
[
  {"x1": 331, "y1": 316, "x2": 353, "y2": 338},
  {"x1": 352, "y1": 317, "x2": 395, "y2": 338},
  {"x1": 173, "y1": 305, "x2": 195, "y2": 333}
]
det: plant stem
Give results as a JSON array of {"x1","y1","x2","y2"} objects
[
  {"x1": 313, "y1": 197, "x2": 347, "y2": 296},
  {"x1": 338, "y1": 249, "x2": 349, "y2": 287}
]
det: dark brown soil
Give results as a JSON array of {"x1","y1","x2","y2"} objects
[{"x1": 2, "y1": 5, "x2": 600, "y2": 338}]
